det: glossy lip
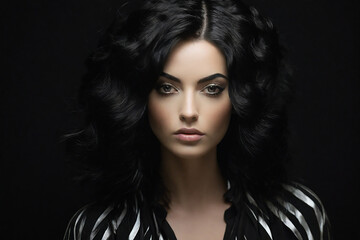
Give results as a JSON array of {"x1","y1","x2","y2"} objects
[
  {"x1": 174, "y1": 128, "x2": 204, "y2": 135},
  {"x1": 174, "y1": 128, "x2": 204, "y2": 142}
]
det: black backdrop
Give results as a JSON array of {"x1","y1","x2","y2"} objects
[{"x1": 1, "y1": 0, "x2": 359, "y2": 239}]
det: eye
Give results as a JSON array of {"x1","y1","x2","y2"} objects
[
  {"x1": 202, "y1": 84, "x2": 225, "y2": 96},
  {"x1": 156, "y1": 83, "x2": 178, "y2": 95}
]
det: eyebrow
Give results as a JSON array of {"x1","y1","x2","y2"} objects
[{"x1": 159, "y1": 72, "x2": 228, "y2": 84}]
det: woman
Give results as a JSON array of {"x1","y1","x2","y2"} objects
[{"x1": 63, "y1": 0, "x2": 331, "y2": 239}]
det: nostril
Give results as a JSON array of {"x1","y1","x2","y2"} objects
[{"x1": 179, "y1": 114, "x2": 198, "y2": 122}]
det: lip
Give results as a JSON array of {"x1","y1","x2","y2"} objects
[
  {"x1": 175, "y1": 133, "x2": 204, "y2": 142},
  {"x1": 174, "y1": 128, "x2": 204, "y2": 142},
  {"x1": 174, "y1": 128, "x2": 204, "y2": 135}
]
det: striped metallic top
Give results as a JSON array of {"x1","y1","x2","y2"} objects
[{"x1": 64, "y1": 182, "x2": 331, "y2": 240}]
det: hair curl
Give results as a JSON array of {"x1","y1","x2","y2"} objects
[{"x1": 64, "y1": 0, "x2": 293, "y2": 207}]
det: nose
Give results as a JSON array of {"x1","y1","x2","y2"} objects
[{"x1": 179, "y1": 91, "x2": 199, "y2": 123}]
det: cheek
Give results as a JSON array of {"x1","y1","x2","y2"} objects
[
  {"x1": 148, "y1": 95, "x2": 172, "y2": 134},
  {"x1": 204, "y1": 99, "x2": 232, "y2": 137}
]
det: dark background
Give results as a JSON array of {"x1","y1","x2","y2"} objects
[{"x1": 1, "y1": 0, "x2": 359, "y2": 239}]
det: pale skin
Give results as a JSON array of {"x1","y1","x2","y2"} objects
[{"x1": 147, "y1": 39, "x2": 232, "y2": 240}]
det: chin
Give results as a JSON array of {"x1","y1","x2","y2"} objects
[{"x1": 163, "y1": 144, "x2": 215, "y2": 160}]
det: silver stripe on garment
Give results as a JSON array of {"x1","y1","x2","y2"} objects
[
  {"x1": 111, "y1": 203, "x2": 128, "y2": 232},
  {"x1": 151, "y1": 211, "x2": 165, "y2": 240},
  {"x1": 90, "y1": 205, "x2": 114, "y2": 240},
  {"x1": 101, "y1": 227, "x2": 111, "y2": 240},
  {"x1": 277, "y1": 197, "x2": 314, "y2": 240},
  {"x1": 246, "y1": 193, "x2": 267, "y2": 219},
  {"x1": 152, "y1": 212, "x2": 160, "y2": 236},
  {"x1": 247, "y1": 205, "x2": 273, "y2": 239},
  {"x1": 283, "y1": 184, "x2": 326, "y2": 240},
  {"x1": 129, "y1": 210, "x2": 141, "y2": 240},
  {"x1": 246, "y1": 193, "x2": 273, "y2": 239},
  {"x1": 73, "y1": 207, "x2": 87, "y2": 240},
  {"x1": 246, "y1": 192, "x2": 258, "y2": 207},
  {"x1": 144, "y1": 226, "x2": 150, "y2": 236},
  {"x1": 266, "y1": 201, "x2": 303, "y2": 240},
  {"x1": 63, "y1": 205, "x2": 88, "y2": 240},
  {"x1": 297, "y1": 183, "x2": 327, "y2": 240},
  {"x1": 77, "y1": 215, "x2": 86, "y2": 240},
  {"x1": 298, "y1": 184, "x2": 323, "y2": 208}
]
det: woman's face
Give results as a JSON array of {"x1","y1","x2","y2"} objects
[{"x1": 147, "y1": 39, "x2": 232, "y2": 159}]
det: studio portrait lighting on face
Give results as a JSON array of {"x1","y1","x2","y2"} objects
[{"x1": 148, "y1": 40, "x2": 232, "y2": 161}]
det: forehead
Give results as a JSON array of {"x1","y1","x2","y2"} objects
[{"x1": 162, "y1": 39, "x2": 227, "y2": 82}]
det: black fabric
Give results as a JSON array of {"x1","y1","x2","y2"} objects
[{"x1": 64, "y1": 183, "x2": 331, "y2": 240}]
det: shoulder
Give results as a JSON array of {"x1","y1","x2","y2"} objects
[
  {"x1": 63, "y1": 201, "x2": 140, "y2": 240},
  {"x1": 244, "y1": 182, "x2": 331, "y2": 240}
]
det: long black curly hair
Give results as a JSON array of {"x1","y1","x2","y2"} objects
[{"x1": 64, "y1": 0, "x2": 293, "y2": 208}]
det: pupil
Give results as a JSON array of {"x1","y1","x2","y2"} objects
[{"x1": 163, "y1": 85, "x2": 171, "y2": 92}]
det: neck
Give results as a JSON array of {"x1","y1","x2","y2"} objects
[{"x1": 160, "y1": 146, "x2": 228, "y2": 211}]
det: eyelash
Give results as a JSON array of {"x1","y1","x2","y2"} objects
[{"x1": 155, "y1": 83, "x2": 225, "y2": 97}]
